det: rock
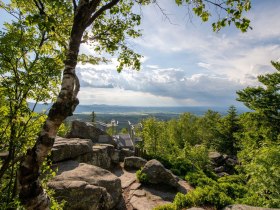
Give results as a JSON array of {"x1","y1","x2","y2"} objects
[
  {"x1": 119, "y1": 148, "x2": 134, "y2": 161},
  {"x1": 217, "y1": 172, "x2": 229, "y2": 177},
  {"x1": 66, "y1": 120, "x2": 116, "y2": 147},
  {"x1": 52, "y1": 160, "x2": 79, "y2": 175},
  {"x1": 223, "y1": 204, "x2": 279, "y2": 210},
  {"x1": 51, "y1": 137, "x2": 93, "y2": 163},
  {"x1": 124, "y1": 156, "x2": 147, "y2": 169},
  {"x1": 130, "y1": 182, "x2": 141, "y2": 190},
  {"x1": 226, "y1": 157, "x2": 238, "y2": 166},
  {"x1": 111, "y1": 150, "x2": 120, "y2": 164},
  {"x1": 91, "y1": 144, "x2": 115, "y2": 169},
  {"x1": 214, "y1": 166, "x2": 225, "y2": 173},
  {"x1": 141, "y1": 159, "x2": 179, "y2": 188},
  {"x1": 130, "y1": 189, "x2": 146, "y2": 197},
  {"x1": 48, "y1": 161, "x2": 122, "y2": 210},
  {"x1": 209, "y1": 151, "x2": 225, "y2": 165}
]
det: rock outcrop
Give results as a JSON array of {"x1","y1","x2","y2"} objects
[
  {"x1": 208, "y1": 151, "x2": 238, "y2": 177},
  {"x1": 124, "y1": 156, "x2": 147, "y2": 169},
  {"x1": 51, "y1": 137, "x2": 93, "y2": 163},
  {"x1": 66, "y1": 120, "x2": 116, "y2": 147},
  {"x1": 91, "y1": 144, "x2": 115, "y2": 169},
  {"x1": 141, "y1": 159, "x2": 179, "y2": 188},
  {"x1": 112, "y1": 162, "x2": 192, "y2": 210},
  {"x1": 48, "y1": 161, "x2": 122, "y2": 210},
  {"x1": 223, "y1": 204, "x2": 279, "y2": 210},
  {"x1": 119, "y1": 148, "x2": 134, "y2": 161}
]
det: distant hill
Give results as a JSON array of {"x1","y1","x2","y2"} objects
[{"x1": 29, "y1": 103, "x2": 250, "y2": 116}]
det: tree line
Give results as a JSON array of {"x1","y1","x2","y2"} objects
[{"x1": 139, "y1": 62, "x2": 280, "y2": 209}]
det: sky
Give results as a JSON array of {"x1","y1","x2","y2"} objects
[
  {"x1": 76, "y1": 0, "x2": 280, "y2": 107},
  {"x1": 1, "y1": 1, "x2": 280, "y2": 107}
]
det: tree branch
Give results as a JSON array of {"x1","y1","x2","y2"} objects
[
  {"x1": 72, "y1": 0, "x2": 77, "y2": 12},
  {"x1": 204, "y1": 0, "x2": 227, "y2": 11},
  {"x1": 86, "y1": 0, "x2": 120, "y2": 28},
  {"x1": 33, "y1": 0, "x2": 45, "y2": 15}
]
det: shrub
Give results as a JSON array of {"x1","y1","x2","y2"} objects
[
  {"x1": 136, "y1": 169, "x2": 148, "y2": 183},
  {"x1": 153, "y1": 203, "x2": 176, "y2": 210},
  {"x1": 173, "y1": 185, "x2": 234, "y2": 209},
  {"x1": 185, "y1": 170, "x2": 215, "y2": 187}
]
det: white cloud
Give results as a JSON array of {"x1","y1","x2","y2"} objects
[
  {"x1": 197, "y1": 62, "x2": 212, "y2": 70},
  {"x1": 76, "y1": 63, "x2": 245, "y2": 106},
  {"x1": 75, "y1": 0, "x2": 280, "y2": 106}
]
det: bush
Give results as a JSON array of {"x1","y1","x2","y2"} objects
[
  {"x1": 136, "y1": 169, "x2": 148, "y2": 183},
  {"x1": 153, "y1": 203, "x2": 176, "y2": 210},
  {"x1": 173, "y1": 185, "x2": 234, "y2": 209},
  {"x1": 170, "y1": 158, "x2": 196, "y2": 177},
  {"x1": 185, "y1": 170, "x2": 215, "y2": 187}
]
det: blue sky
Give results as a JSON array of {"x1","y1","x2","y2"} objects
[
  {"x1": 77, "y1": 0, "x2": 280, "y2": 107},
  {"x1": 1, "y1": 1, "x2": 280, "y2": 107}
]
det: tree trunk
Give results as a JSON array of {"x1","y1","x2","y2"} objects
[
  {"x1": 17, "y1": 5, "x2": 86, "y2": 210},
  {"x1": 17, "y1": 0, "x2": 121, "y2": 208}
]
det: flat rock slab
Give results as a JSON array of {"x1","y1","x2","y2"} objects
[
  {"x1": 51, "y1": 137, "x2": 93, "y2": 162},
  {"x1": 130, "y1": 182, "x2": 141, "y2": 190},
  {"x1": 224, "y1": 205, "x2": 280, "y2": 210},
  {"x1": 49, "y1": 162, "x2": 122, "y2": 210},
  {"x1": 130, "y1": 195, "x2": 170, "y2": 210}
]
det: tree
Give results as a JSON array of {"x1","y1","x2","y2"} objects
[
  {"x1": 0, "y1": 1, "x2": 69, "y2": 207},
  {"x1": 0, "y1": 0, "x2": 252, "y2": 208},
  {"x1": 235, "y1": 62, "x2": 280, "y2": 207},
  {"x1": 91, "y1": 111, "x2": 96, "y2": 122},
  {"x1": 216, "y1": 106, "x2": 240, "y2": 155},
  {"x1": 237, "y1": 61, "x2": 280, "y2": 140},
  {"x1": 197, "y1": 110, "x2": 222, "y2": 148}
]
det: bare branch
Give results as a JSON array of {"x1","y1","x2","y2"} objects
[
  {"x1": 204, "y1": 0, "x2": 227, "y2": 11},
  {"x1": 154, "y1": 1, "x2": 176, "y2": 25}
]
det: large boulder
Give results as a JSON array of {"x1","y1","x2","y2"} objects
[
  {"x1": 48, "y1": 161, "x2": 122, "y2": 210},
  {"x1": 66, "y1": 120, "x2": 116, "y2": 147},
  {"x1": 51, "y1": 137, "x2": 93, "y2": 163},
  {"x1": 224, "y1": 204, "x2": 279, "y2": 210},
  {"x1": 141, "y1": 159, "x2": 179, "y2": 188},
  {"x1": 91, "y1": 144, "x2": 115, "y2": 169},
  {"x1": 124, "y1": 156, "x2": 147, "y2": 169}
]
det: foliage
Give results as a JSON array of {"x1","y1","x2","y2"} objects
[
  {"x1": 172, "y1": 173, "x2": 253, "y2": 209},
  {"x1": 175, "y1": 0, "x2": 252, "y2": 32},
  {"x1": 57, "y1": 122, "x2": 70, "y2": 137},
  {"x1": 184, "y1": 144, "x2": 211, "y2": 169},
  {"x1": 185, "y1": 170, "x2": 216, "y2": 187},
  {"x1": 0, "y1": 0, "x2": 67, "y2": 206},
  {"x1": 237, "y1": 61, "x2": 280, "y2": 140},
  {"x1": 153, "y1": 203, "x2": 176, "y2": 210},
  {"x1": 136, "y1": 169, "x2": 149, "y2": 183},
  {"x1": 41, "y1": 160, "x2": 65, "y2": 210},
  {"x1": 237, "y1": 144, "x2": 280, "y2": 208},
  {"x1": 174, "y1": 186, "x2": 234, "y2": 210},
  {"x1": 214, "y1": 106, "x2": 240, "y2": 155}
]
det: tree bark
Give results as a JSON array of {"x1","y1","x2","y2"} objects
[
  {"x1": 17, "y1": 0, "x2": 120, "y2": 209},
  {"x1": 17, "y1": 4, "x2": 86, "y2": 210}
]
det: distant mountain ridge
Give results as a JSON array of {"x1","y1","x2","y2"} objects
[{"x1": 29, "y1": 103, "x2": 250, "y2": 116}]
